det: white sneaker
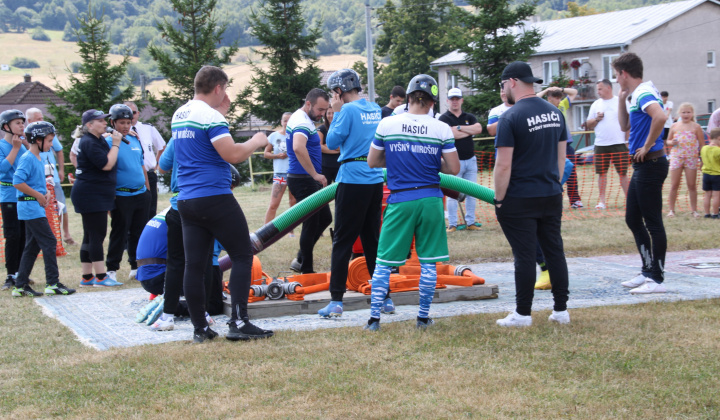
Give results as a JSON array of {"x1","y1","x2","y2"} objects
[
  {"x1": 595, "y1": 203, "x2": 606, "y2": 210},
  {"x1": 621, "y1": 273, "x2": 647, "y2": 288},
  {"x1": 629, "y1": 279, "x2": 667, "y2": 294},
  {"x1": 150, "y1": 313, "x2": 175, "y2": 331},
  {"x1": 571, "y1": 200, "x2": 584, "y2": 209},
  {"x1": 128, "y1": 269, "x2": 137, "y2": 280},
  {"x1": 107, "y1": 271, "x2": 117, "y2": 281},
  {"x1": 496, "y1": 311, "x2": 532, "y2": 327},
  {"x1": 205, "y1": 312, "x2": 215, "y2": 326},
  {"x1": 548, "y1": 310, "x2": 570, "y2": 324}
]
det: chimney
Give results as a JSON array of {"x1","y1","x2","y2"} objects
[{"x1": 23, "y1": 74, "x2": 31, "y2": 83}]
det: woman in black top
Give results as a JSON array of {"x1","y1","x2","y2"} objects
[
  {"x1": 318, "y1": 108, "x2": 340, "y2": 184},
  {"x1": 70, "y1": 109, "x2": 122, "y2": 287}
]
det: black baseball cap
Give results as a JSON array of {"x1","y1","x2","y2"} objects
[
  {"x1": 81, "y1": 109, "x2": 110, "y2": 126},
  {"x1": 501, "y1": 61, "x2": 543, "y2": 84}
]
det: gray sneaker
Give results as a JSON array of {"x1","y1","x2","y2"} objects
[{"x1": 289, "y1": 258, "x2": 302, "y2": 273}]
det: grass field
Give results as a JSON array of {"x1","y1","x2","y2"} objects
[{"x1": 0, "y1": 186, "x2": 719, "y2": 419}]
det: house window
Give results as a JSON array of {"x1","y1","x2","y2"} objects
[
  {"x1": 708, "y1": 100, "x2": 716, "y2": 114},
  {"x1": 543, "y1": 60, "x2": 559, "y2": 85},
  {"x1": 571, "y1": 57, "x2": 589, "y2": 79},
  {"x1": 446, "y1": 71, "x2": 458, "y2": 89},
  {"x1": 602, "y1": 54, "x2": 620, "y2": 81},
  {"x1": 468, "y1": 68, "x2": 479, "y2": 90},
  {"x1": 573, "y1": 105, "x2": 592, "y2": 131},
  {"x1": 708, "y1": 51, "x2": 716, "y2": 68}
]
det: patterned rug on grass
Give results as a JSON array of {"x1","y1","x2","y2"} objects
[{"x1": 36, "y1": 249, "x2": 720, "y2": 351}]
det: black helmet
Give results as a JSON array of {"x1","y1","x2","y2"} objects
[
  {"x1": 0, "y1": 109, "x2": 26, "y2": 133},
  {"x1": 24, "y1": 121, "x2": 56, "y2": 144},
  {"x1": 406, "y1": 74, "x2": 439, "y2": 103},
  {"x1": 229, "y1": 164, "x2": 241, "y2": 188},
  {"x1": 109, "y1": 104, "x2": 133, "y2": 121},
  {"x1": 327, "y1": 69, "x2": 362, "y2": 94}
]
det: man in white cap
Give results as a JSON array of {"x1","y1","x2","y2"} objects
[{"x1": 438, "y1": 87, "x2": 483, "y2": 232}]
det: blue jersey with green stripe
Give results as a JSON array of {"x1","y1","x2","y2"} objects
[
  {"x1": 372, "y1": 113, "x2": 455, "y2": 204},
  {"x1": 286, "y1": 108, "x2": 322, "y2": 175},
  {"x1": 628, "y1": 81, "x2": 665, "y2": 155},
  {"x1": 171, "y1": 100, "x2": 232, "y2": 200}
]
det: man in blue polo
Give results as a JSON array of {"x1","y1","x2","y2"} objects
[
  {"x1": 286, "y1": 88, "x2": 332, "y2": 275},
  {"x1": 613, "y1": 52, "x2": 669, "y2": 294},
  {"x1": 317, "y1": 69, "x2": 387, "y2": 318}
]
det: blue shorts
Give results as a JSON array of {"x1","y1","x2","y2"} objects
[
  {"x1": 55, "y1": 184, "x2": 67, "y2": 214},
  {"x1": 702, "y1": 173, "x2": 720, "y2": 191}
]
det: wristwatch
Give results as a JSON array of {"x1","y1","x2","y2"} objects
[
  {"x1": 457, "y1": 125, "x2": 462, "y2": 131},
  {"x1": 493, "y1": 197, "x2": 503, "y2": 206}
]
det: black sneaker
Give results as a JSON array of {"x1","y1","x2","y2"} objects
[
  {"x1": 11, "y1": 285, "x2": 43, "y2": 297},
  {"x1": 1, "y1": 276, "x2": 14, "y2": 291},
  {"x1": 416, "y1": 317, "x2": 435, "y2": 330},
  {"x1": 226, "y1": 320, "x2": 274, "y2": 341},
  {"x1": 192, "y1": 327, "x2": 218, "y2": 343},
  {"x1": 45, "y1": 282, "x2": 76, "y2": 296}
]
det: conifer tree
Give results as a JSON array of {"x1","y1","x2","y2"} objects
[
  {"x1": 148, "y1": 0, "x2": 238, "y2": 136},
  {"x1": 457, "y1": 0, "x2": 542, "y2": 120},
  {"x1": 48, "y1": 9, "x2": 133, "y2": 142},
  {"x1": 238, "y1": 0, "x2": 322, "y2": 127},
  {"x1": 373, "y1": 0, "x2": 462, "y2": 99}
]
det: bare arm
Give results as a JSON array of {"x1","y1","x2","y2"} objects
[
  {"x1": 14, "y1": 182, "x2": 47, "y2": 207},
  {"x1": 536, "y1": 87, "x2": 551, "y2": 98},
  {"x1": 486, "y1": 123, "x2": 498, "y2": 137},
  {"x1": 617, "y1": 91, "x2": 630, "y2": 132},
  {"x1": 319, "y1": 131, "x2": 339, "y2": 154},
  {"x1": 69, "y1": 151, "x2": 77, "y2": 168},
  {"x1": 441, "y1": 151, "x2": 460, "y2": 175},
  {"x1": 143, "y1": 166, "x2": 150, "y2": 191},
  {"x1": 56, "y1": 150, "x2": 65, "y2": 181},
  {"x1": 665, "y1": 124, "x2": 677, "y2": 148},
  {"x1": 103, "y1": 131, "x2": 122, "y2": 171},
  {"x1": 563, "y1": 87, "x2": 578, "y2": 102},
  {"x1": 493, "y1": 147, "x2": 513, "y2": 203},
  {"x1": 213, "y1": 132, "x2": 268, "y2": 164},
  {"x1": 4, "y1": 135, "x2": 24, "y2": 166},
  {"x1": 558, "y1": 141, "x2": 567, "y2": 181},
  {"x1": 292, "y1": 133, "x2": 326, "y2": 187},
  {"x1": 451, "y1": 123, "x2": 483, "y2": 139},
  {"x1": 367, "y1": 146, "x2": 385, "y2": 168}
]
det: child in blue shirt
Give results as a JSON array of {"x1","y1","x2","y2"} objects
[{"x1": 11, "y1": 122, "x2": 75, "y2": 297}]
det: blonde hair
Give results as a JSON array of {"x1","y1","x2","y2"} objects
[{"x1": 676, "y1": 102, "x2": 696, "y2": 122}]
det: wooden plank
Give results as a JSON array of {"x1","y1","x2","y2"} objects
[{"x1": 224, "y1": 284, "x2": 499, "y2": 319}]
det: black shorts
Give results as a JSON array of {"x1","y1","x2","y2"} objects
[
  {"x1": 702, "y1": 173, "x2": 720, "y2": 191},
  {"x1": 594, "y1": 144, "x2": 630, "y2": 175}
]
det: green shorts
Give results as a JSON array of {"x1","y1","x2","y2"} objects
[{"x1": 376, "y1": 197, "x2": 449, "y2": 266}]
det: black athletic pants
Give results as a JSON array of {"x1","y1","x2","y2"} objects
[
  {"x1": 329, "y1": 182, "x2": 383, "y2": 301},
  {"x1": 163, "y1": 207, "x2": 215, "y2": 316},
  {"x1": 1, "y1": 202, "x2": 25, "y2": 275},
  {"x1": 15, "y1": 218, "x2": 58, "y2": 288},
  {"x1": 80, "y1": 211, "x2": 108, "y2": 263},
  {"x1": 496, "y1": 194, "x2": 569, "y2": 316},
  {"x1": 626, "y1": 156, "x2": 669, "y2": 283},
  {"x1": 147, "y1": 170, "x2": 158, "y2": 220},
  {"x1": 178, "y1": 194, "x2": 252, "y2": 328},
  {"x1": 107, "y1": 193, "x2": 149, "y2": 271},
  {"x1": 287, "y1": 176, "x2": 332, "y2": 273}
]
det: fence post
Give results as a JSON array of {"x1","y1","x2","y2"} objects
[{"x1": 248, "y1": 154, "x2": 256, "y2": 190}]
